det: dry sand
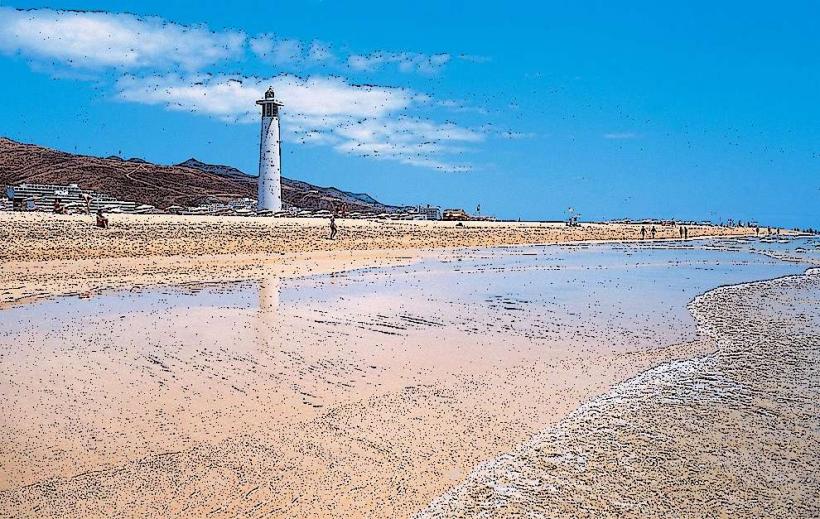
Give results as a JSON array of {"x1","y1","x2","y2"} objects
[{"x1": 0, "y1": 212, "x2": 764, "y2": 263}]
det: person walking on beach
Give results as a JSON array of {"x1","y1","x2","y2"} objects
[
  {"x1": 679, "y1": 227, "x2": 684, "y2": 239},
  {"x1": 82, "y1": 193, "x2": 92, "y2": 214},
  {"x1": 329, "y1": 214, "x2": 338, "y2": 240},
  {"x1": 640, "y1": 226, "x2": 646, "y2": 239},
  {"x1": 755, "y1": 225, "x2": 760, "y2": 236},
  {"x1": 650, "y1": 226, "x2": 657, "y2": 239},
  {"x1": 684, "y1": 226, "x2": 689, "y2": 239}
]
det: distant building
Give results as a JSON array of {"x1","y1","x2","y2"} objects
[
  {"x1": 442, "y1": 208, "x2": 470, "y2": 221},
  {"x1": 417, "y1": 204, "x2": 442, "y2": 220},
  {"x1": 4, "y1": 183, "x2": 148, "y2": 213},
  {"x1": 174, "y1": 198, "x2": 257, "y2": 216}
]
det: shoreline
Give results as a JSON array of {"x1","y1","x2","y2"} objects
[
  {"x1": 0, "y1": 211, "x2": 784, "y2": 309},
  {"x1": 0, "y1": 249, "x2": 441, "y2": 309},
  {"x1": 0, "y1": 239, "x2": 760, "y2": 517},
  {"x1": 0, "y1": 220, "x2": 814, "y2": 517},
  {"x1": 0, "y1": 212, "x2": 775, "y2": 262},
  {"x1": 417, "y1": 267, "x2": 820, "y2": 517}
]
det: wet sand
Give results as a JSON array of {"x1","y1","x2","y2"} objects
[
  {"x1": 418, "y1": 268, "x2": 820, "y2": 518},
  {"x1": 0, "y1": 241, "x2": 814, "y2": 517}
]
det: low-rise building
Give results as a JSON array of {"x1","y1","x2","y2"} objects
[
  {"x1": 417, "y1": 204, "x2": 442, "y2": 220},
  {"x1": 4, "y1": 183, "x2": 145, "y2": 213},
  {"x1": 442, "y1": 208, "x2": 471, "y2": 221}
]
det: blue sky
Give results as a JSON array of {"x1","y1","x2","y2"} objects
[{"x1": 0, "y1": 1, "x2": 817, "y2": 227}]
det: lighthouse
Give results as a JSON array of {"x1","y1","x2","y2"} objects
[{"x1": 256, "y1": 86, "x2": 283, "y2": 212}]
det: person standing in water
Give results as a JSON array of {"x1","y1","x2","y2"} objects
[{"x1": 329, "y1": 214, "x2": 338, "y2": 240}]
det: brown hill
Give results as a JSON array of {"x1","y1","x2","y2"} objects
[{"x1": 0, "y1": 137, "x2": 396, "y2": 212}]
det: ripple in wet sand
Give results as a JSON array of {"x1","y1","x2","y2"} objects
[{"x1": 418, "y1": 270, "x2": 820, "y2": 518}]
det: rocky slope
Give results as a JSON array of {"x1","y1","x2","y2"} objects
[{"x1": 0, "y1": 137, "x2": 396, "y2": 212}]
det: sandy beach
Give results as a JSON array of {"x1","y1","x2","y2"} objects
[
  {"x1": 418, "y1": 268, "x2": 820, "y2": 517},
  {"x1": 2, "y1": 2, "x2": 817, "y2": 516},
  {"x1": 0, "y1": 212, "x2": 766, "y2": 309},
  {"x1": 0, "y1": 213, "x2": 815, "y2": 518},
  {"x1": 0, "y1": 212, "x2": 765, "y2": 262}
]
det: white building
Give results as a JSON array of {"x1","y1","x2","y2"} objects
[
  {"x1": 256, "y1": 87, "x2": 284, "y2": 212},
  {"x1": 4, "y1": 183, "x2": 143, "y2": 213},
  {"x1": 417, "y1": 204, "x2": 442, "y2": 220}
]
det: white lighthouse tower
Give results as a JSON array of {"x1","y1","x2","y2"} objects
[{"x1": 256, "y1": 86, "x2": 283, "y2": 213}]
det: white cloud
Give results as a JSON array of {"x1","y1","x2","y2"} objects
[
  {"x1": 249, "y1": 35, "x2": 302, "y2": 65},
  {"x1": 118, "y1": 74, "x2": 414, "y2": 120},
  {"x1": 0, "y1": 7, "x2": 244, "y2": 70},
  {"x1": 0, "y1": 7, "x2": 481, "y2": 80},
  {"x1": 116, "y1": 74, "x2": 481, "y2": 171},
  {"x1": 249, "y1": 37, "x2": 335, "y2": 65},
  {"x1": 347, "y1": 51, "x2": 451, "y2": 75},
  {"x1": 0, "y1": 7, "x2": 494, "y2": 172},
  {"x1": 331, "y1": 117, "x2": 480, "y2": 170},
  {"x1": 118, "y1": 74, "x2": 258, "y2": 122},
  {"x1": 249, "y1": 36, "x2": 456, "y2": 77},
  {"x1": 401, "y1": 158, "x2": 473, "y2": 172}
]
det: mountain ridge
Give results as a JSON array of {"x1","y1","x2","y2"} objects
[{"x1": 0, "y1": 137, "x2": 398, "y2": 212}]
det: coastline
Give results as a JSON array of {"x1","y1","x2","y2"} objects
[
  {"x1": 0, "y1": 212, "x2": 778, "y2": 309},
  {"x1": 0, "y1": 238, "x2": 762, "y2": 518},
  {"x1": 417, "y1": 267, "x2": 820, "y2": 518},
  {"x1": 0, "y1": 249, "x2": 440, "y2": 309},
  {"x1": 0, "y1": 223, "x2": 815, "y2": 517},
  {"x1": 0, "y1": 212, "x2": 773, "y2": 263}
]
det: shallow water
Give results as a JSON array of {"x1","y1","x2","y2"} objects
[
  {"x1": 4, "y1": 238, "x2": 814, "y2": 348},
  {"x1": 1, "y1": 236, "x2": 818, "y2": 517},
  {"x1": 283, "y1": 239, "x2": 816, "y2": 348},
  {"x1": 418, "y1": 240, "x2": 820, "y2": 518}
]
